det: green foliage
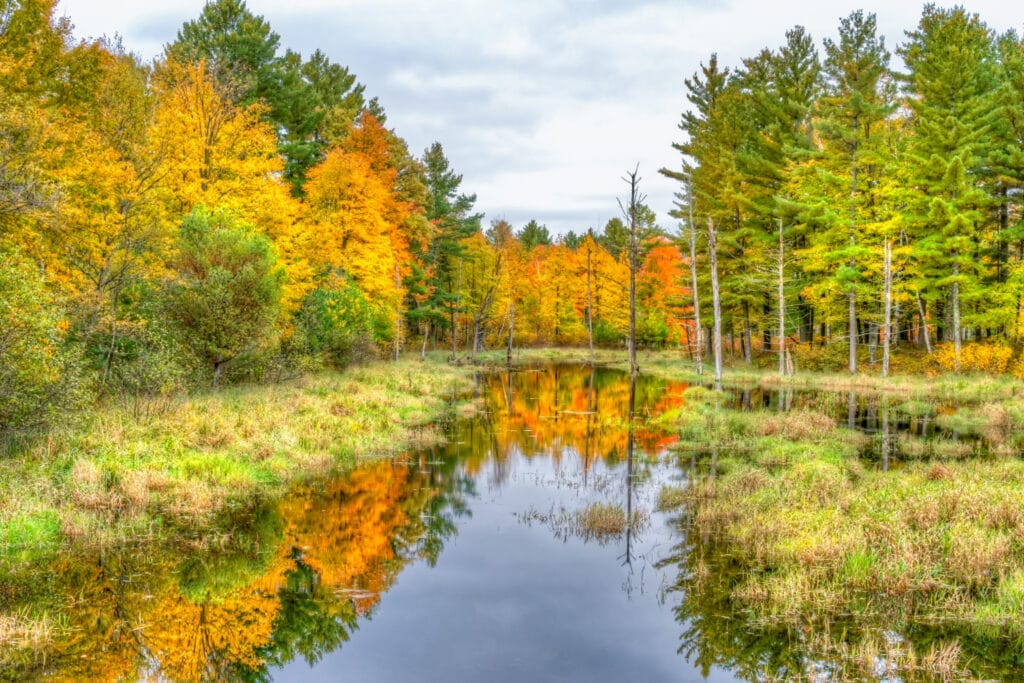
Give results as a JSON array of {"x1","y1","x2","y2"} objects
[
  {"x1": 517, "y1": 219, "x2": 551, "y2": 251},
  {"x1": 298, "y1": 273, "x2": 377, "y2": 366},
  {"x1": 165, "y1": 206, "x2": 284, "y2": 385},
  {"x1": 0, "y1": 248, "x2": 82, "y2": 431}
]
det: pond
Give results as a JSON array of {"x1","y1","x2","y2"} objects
[{"x1": 2, "y1": 364, "x2": 1022, "y2": 680}]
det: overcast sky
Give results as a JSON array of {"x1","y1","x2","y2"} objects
[{"x1": 58, "y1": 1, "x2": 1024, "y2": 236}]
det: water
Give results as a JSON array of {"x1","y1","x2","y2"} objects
[
  {"x1": 3, "y1": 364, "x2": 1021, "y2": 680},
  {"x1": 270, "y1": 366, "x2": 736, "y2": 682}
]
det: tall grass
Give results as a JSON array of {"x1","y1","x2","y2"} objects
[{"x1": 0, "y1": 357, "x2": 473, "y2": 564}]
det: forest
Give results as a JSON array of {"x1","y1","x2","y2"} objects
[{"x1": 2, "y1": 0, "x2": 1024, "y2": 435}]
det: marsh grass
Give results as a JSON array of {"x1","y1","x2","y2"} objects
[
  {"x1": 0, "y1": 358, "x2": 473, "y2": 564},
  {"x1": 471, "y1": 347, "x2": 1024, "y2": 404},
  {"x1": 518, "y1": 501, "x2": 649, "y2": 545}
]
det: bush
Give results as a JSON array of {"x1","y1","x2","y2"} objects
[
  {"x1": 0, "y1": 248, "x2": 84, "y2": 431},
  {"x1": 165, "y1": 206, "x2": 285, "y2": 386},
  {"x1": 593, "y1": 319, "x2": 624, "y2": 347},
  {"x1": 934, "y1": 342, "x2": 1012, "y2": 374},
  {"x1": 298, "y1": 273, "x2": 378, "y2": 367}
]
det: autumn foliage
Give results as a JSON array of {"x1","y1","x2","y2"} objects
[{"x1": 0, "y1": 0, "x2": 698, "y2": 433}]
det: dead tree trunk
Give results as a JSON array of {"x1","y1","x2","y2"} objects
[
  {"x1": 619, "y1": 166, "x2": 645, "y2": 377},
  {"x1": 586, "y1": 243, "x2": 595, "y2": 366}
]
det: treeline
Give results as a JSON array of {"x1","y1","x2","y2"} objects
[
  {"x1": 664, "y1": 6, "x2": 1024, "y2": 375},
  {"x1": 0, "y1": 0, "x2": 684, "y2": 432}
]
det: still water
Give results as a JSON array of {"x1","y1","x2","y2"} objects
[{"x1": 271, "y1": 365, "x2": 736, "y2": 682}]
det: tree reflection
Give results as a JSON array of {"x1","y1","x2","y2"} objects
[{"x1": 1, "y1": 454, "x2": 471, "y2": 681}]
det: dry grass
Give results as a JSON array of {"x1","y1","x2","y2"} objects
[{"x1": 0, "y1": 357, "x2": 473, "y2": 563}]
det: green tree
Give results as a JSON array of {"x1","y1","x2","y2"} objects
[
  {"x1": 900, "y1": 4, "x2": 998, "y2": 370},
  {"x1": 517, "y1": 219, "x2": 551, "y2": 251},
  {"x1": 791, "y1": 11, "x2": 895, "y2": 372},
  {"x1": 413, "y1": 142, "x2": 481, "y2": 359},
  {"x1": 166, "y1": 206, "x2": 284, "y2": 385}
]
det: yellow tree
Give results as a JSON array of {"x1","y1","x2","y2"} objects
[
  {"x1": 303, "y1": 147, "x2": 408, "y2": 339},
  {"x1": 148, "y1": 59, "x2": 294, "y2": 238}
]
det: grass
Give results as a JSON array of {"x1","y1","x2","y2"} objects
[
  {"x1": 650, "y1": 381, "x2": 1024, "y2": 679},
  {"x1": 659, "y1": 387, "x2": 1024, "y2": 677},
  {"x1": 470, "y1": 346, "x2": 1024, "y2": 402},
  {"x1": 518, "y1": 501, "x2": 649, "y2": 545},
  {"x1": 0, "y1": 356, "x2": 473, "y2": 565}
]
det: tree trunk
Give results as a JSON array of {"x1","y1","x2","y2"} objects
[
  {"x1": 420, "y1": 321, "x2": 430, "y2": 362},
  {"x1": 587, "y1": 244, "x2": 595, "y2": 366},
  {"x1": 951, "y1": 269, "x2": 962, "y2": 373},
  {"x1": 882, "y1": 240, "x2": 892, "y2": 378},
  {"x1": 506, "y1": 299, "x2": 514, "y2": 367},
  {"x1": 742, "y1": 300, "x2": 752, "y2": 365},
  {"x1": 394, "y1": 263, "x2": 402, "y2": 362},
  {"x1": 868, "y1": 321, "x2": 877, "y2": 366},
  {"x1": 848, "y1": 289, "x2": 857, "y2": 374},
  {"x1": 778, "y1": 219, "x2": 786, "y2": 375},
  {"x1": 708, "y1": 217, "x2": 723, "y2": 390},
  {"x1": 916, "y1": 292, "x2": 932, "y2": 353},
  {"x1": 689, "y1": 198, "x2": 703, "y2": 376}
]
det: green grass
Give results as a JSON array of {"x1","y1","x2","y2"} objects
[
  {"x1": 469, "y1": 346, "x2": 1024, "y2": 402},
  {"x1": 0, "y1": 356, "x2": 473, "y2": 564}
]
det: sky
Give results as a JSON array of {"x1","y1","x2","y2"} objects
[{"x1": 57, "y1": 1, "x2": 1024, "y2": 236}]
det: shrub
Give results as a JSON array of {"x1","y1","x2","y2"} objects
[
  {"x1": 297, "y1": 272, "x2": 378, "y2": 367},
  {"x1": 0, "y1": 248, "x2": 83, "y2": 431},
  {"x1": 165, "y1": 206, "x2": 285, "y2": 386},
  {"x1": 934, "y1": 342, "x2": 1012, "y2": 374}
]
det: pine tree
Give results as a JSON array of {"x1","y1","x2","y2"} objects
[{"x1": 900, "y1": 5, "x2": 999, "y2": 370}]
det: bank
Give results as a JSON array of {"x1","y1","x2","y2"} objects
[{"x1": 0, "y1": 358, "x2": 473, "y2": 567}]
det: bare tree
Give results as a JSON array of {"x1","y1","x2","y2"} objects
[
  {"x1": 586, "y1": 241, "x2": 595, "y2": 366},
  {"x1": 618, "y1": 166, "x2": 645, "y2": 377}
]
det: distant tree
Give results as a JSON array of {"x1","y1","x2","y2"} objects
[
  {"x1": 518, "y1": 219, "x2": 552, "y2": 251},
  {"x1": 486, "y1": 217, "x2": 515, "y2": 247},
  {"x1": 416, "y1": 142, "x2": 482, "y2": 360}
]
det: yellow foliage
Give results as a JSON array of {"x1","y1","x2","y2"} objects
[
  {"x1": 304, "y1": 147, "x2": 409, "y2": 328},
  {"x1": 933, "y1": 342, "x2": 1013, "y2": 375}
]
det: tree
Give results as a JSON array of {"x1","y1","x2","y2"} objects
[
  {"x1": 619, "y1": 166, "x2": 646, "y2": 375},
  {"x1": 793, "y1": 11, "x2": 895, "y2": 373},
  {"x1": 900, "y1": 5, "x2": 998, "y2": 371},
  {"x1": 166, "y1": 0, "x2": 280, "y2": 107},
  {"x1": 166, "y1": 207, "x2": 284, "y2": 385},
  {"x1": 518, "y1": 219, "x2": 551, "y2": 251},
  {"x1": 416, "y1": 142, "x2": 481, "y2": 361}
]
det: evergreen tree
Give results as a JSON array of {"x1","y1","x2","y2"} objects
[
  {"x1": 518, "y1": 219, "x2": 552, "y2": 251},
  {"x1": 791, "y1": 11, "x2": 896, "y2": 372},
  {"x1": 900, "y1": 5, "x2": 999, "y2": 370},
  {"x1": 411, "y1": 143, "x2": 481, "y2": 357}
]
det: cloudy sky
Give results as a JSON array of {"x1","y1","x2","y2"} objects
[{"x1": 58, "y1": 1, "x2": 1024, "y2": 235}]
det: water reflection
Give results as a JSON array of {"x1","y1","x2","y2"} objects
[
  {"x1": 11, "y1": 364, "x2": 1011, "y2": 681},
  {"x1": 0, "y1": 365, "x2": 695, "y2": 682},
  {"x1": 0, "y1": 457, "x2": 470, "y2": 681}
]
